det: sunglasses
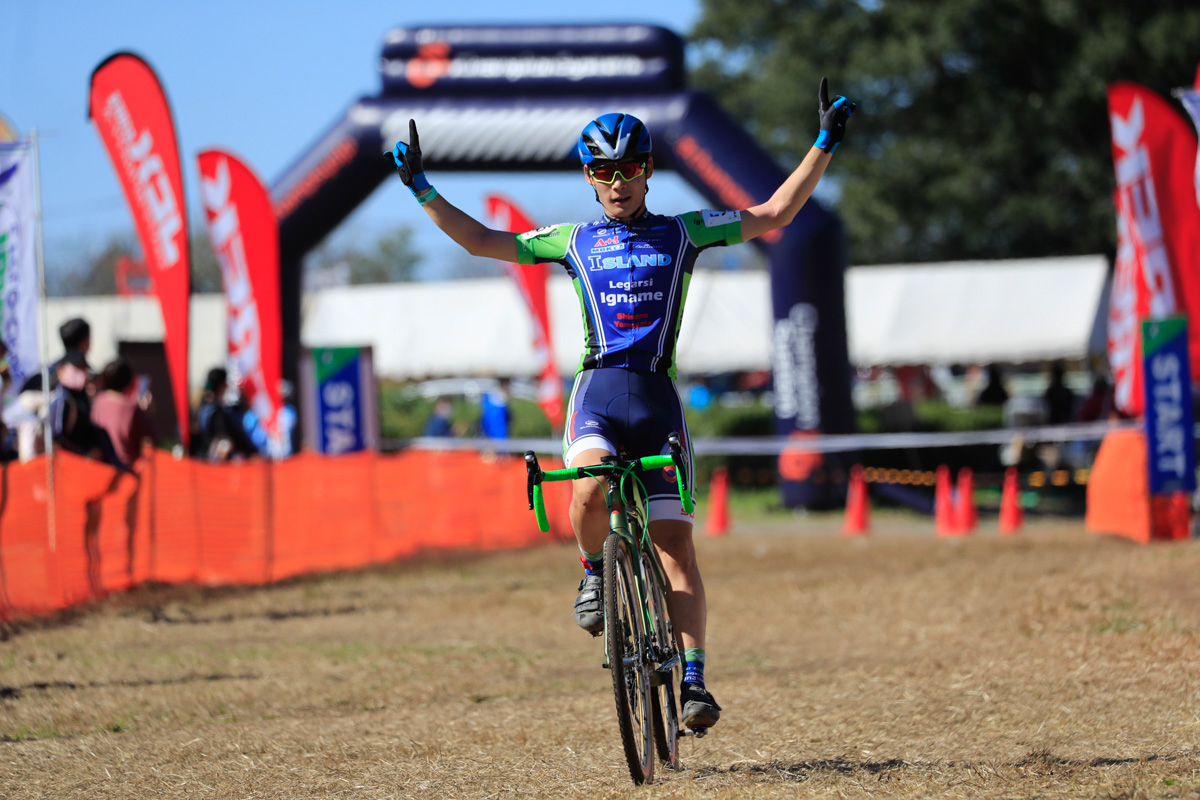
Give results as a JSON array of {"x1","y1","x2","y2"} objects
[{"x1": 588, "y1": 160, "x2": 647, "y2": 184}]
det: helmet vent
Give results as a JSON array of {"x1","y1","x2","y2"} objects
[{"x1": 577, "y1": 112, "x2": 651, "y2": 164}]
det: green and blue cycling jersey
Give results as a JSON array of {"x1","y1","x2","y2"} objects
[{"x1": 515, "y1": 209, "x2": 743, "y2": 379}]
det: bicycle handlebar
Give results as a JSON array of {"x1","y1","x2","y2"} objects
[{"x1": 524, "y1": 437, "x2": 693, "y2": 533}]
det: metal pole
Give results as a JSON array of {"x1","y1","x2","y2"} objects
[{"x1": 30, "y1": 128, "x2": 56, "y2": 552}]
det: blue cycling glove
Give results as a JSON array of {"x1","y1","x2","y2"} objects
[
  {"x1": 386, "y1": 119, "x2": 435, "y2": 200},
  {"x1": 815, "y1": 78, "x2": 856, "y2": 154}
]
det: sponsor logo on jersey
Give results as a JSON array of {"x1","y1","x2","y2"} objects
[
  {"x1": 614, "y1": 311, "x2": 653, "y2": 329},
  {"x1": 596, "y1": 236, "x2": 619, "y2": 246},
  {"x1": 608, "y1": 279, "x2": 655, "y2": 290},
  {"x1": 599, "y1": 290, "x2": 664, "y2": 306},
  {"x1": 519, "y1": 225, "x2": 558, "y2": 241},
  {"x1": 702, "y1": 210, "x2": 741, "y2": 228},
  {"x1": 587, "y1": 253, "x2": 672, "y2": 270}
]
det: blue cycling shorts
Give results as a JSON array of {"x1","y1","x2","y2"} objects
[{"x1": 563, "y1": 367, "x2": 695, "y2": 523}]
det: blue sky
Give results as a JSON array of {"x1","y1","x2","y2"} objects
[{"x1": 1, "y1": 0, "x2": 716, "y2": 280}]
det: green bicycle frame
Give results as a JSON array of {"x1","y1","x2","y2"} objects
[{"x1": 525, "y1": 448, "x2": 694, "y2": 658}]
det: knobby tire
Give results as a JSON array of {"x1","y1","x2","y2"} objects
[{"x1": 604, "y1": 531, "x2": 654, "y2": 784}]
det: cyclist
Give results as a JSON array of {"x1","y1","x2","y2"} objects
[{"x1": 386, "y1": 79, "x2": 855, "y2": 730}]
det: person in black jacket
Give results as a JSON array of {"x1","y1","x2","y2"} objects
[{"x1": 194, "y1": 367, "x2": 256, "y2": 461}]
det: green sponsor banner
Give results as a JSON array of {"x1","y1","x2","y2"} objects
[
  {"x1": 1141, "y1": 315, "x2": 1187, "y2": 359},
  {"x1": 313, "y1": 347, "x2": 359, "y2": 383}
]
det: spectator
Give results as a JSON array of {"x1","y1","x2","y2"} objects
[
  {"x1": 49, "y1": 350, "x2": 93, "y2": 454},
  {"x1": 1078, "y1": 374, "x2": 1116, "y2": 422},
  {"x1": 223, "y1": 384, "x2": 260, "y2": 458},
  {"x1": 479, "y1": 378, "x2": 511, "y2": 439},
  {"x1": 0, "y1": 421, "x2": 14, "y2": 463},
  {"x1": 976, "y1": 364, "x2": 1009, "y2": 406},
  {"x1": 195, "y1": 367, "x2": 256, "y2": 461},
  {"x1": 424, "y1": 396, "x2": 455, "y2": 437},
  {"x1": 21, "y1": 317, "x2": 93, "y2": 395},
  {"x1": 0, "y1": 343, "x2": 12, "y2": 462},
  {"x1": 687, "y1": 377, "x2": 713, "y2": 410},
  {"x1": 48, "y1": 350, "x2": 118, "y2": 464},
  {"x1": 277, "y1": 379, "x2": 301, "y2": 455},
  {"x1": 194, "y1": 368, "x2": 226, "y2": 457},
  {"x1": 90, "y1": 357, "x2": 156, "y2": 468},
  {"x1": 0, "y1": 340, "x2": 11, "y2": 397},
  {"x1": 13, "y1": 373, "x2": 45, "y2": 461},
  {"x1": 1042, "y1": 361, "x2": 1076, "y2": 425},
  {"x1": 58, "y1": 317, "x2": 92, "y2": 370},
  {"x1": 242, "y1": 380, "x2": 300, "y2": 458}
]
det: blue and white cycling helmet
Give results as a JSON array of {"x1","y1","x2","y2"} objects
[{"x1": 577, "y1": 112, "x2": 652, "y2": 165}]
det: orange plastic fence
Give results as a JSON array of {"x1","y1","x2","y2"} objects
[{"x1": 0, "y1": 449, "x2": 573, "y2": 622}]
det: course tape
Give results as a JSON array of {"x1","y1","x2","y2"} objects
[{"x1": 394, "y1": 419, "x2": 1143, "y2": 456}]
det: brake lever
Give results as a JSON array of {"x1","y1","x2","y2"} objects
[
  {"x1": 524, "y1": 451, "x2": 541, "y2": 510},
  {"x1": 666, "y1": 433, "x2": 689, "y2": 492}
]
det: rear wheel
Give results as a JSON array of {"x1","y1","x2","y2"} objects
[
  {"x1": 644, "y1": 550, "x2": 681, "y2": 770},
  {"x1": 604, "y1": 532, "x2": 654, "y2": 784}
]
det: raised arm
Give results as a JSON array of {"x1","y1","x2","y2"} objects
[
  {"x1": 386, "y1": 120, "x2": 519, "y2": 262},
  {"x1": 739, "y1": 78, "x2": 856, "y2": 243}
]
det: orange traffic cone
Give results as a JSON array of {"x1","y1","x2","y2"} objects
[
  {"x1": 843, "y1": 465, "x2": 870, "y2": 536},
  {"x1": 998, "y1": 467, "x2": 1023, "y2": 535},
  {"x1": 934, "y1": 464, "x2": 956, "y2": 536},
  {"x1": 952, "y1": 467, "x2": 977, "y2": 534},
  {"x1": 705, "y1": 466, "x2": 730, "y2": 537}
]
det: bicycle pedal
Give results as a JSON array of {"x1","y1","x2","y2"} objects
[
  {"x1": 680, "y1": 726, "x2": 709, "y2": 739},
  {"x1": 602, "y1": 661, "x2": 610, "y2": 670}
]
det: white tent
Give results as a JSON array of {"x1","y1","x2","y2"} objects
[
  {"x1": 302, "y1": 254, "x2": 1108, "y2": 375},
  {"x1": 42, "y1": 254, "x2": 1109, "y2": 384},
  {"x1": 300, "y1": 270, "x2": 774, "y2": 378},
  {"x1": 845, "y1": 255, "x2": 1109, "y2": 366}
]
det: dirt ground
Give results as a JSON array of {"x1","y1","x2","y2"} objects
[{"x1": 2, "y1": 515, "x2": 1200, "y2": 799}]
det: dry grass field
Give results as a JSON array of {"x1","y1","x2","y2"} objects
[{"x1": 3, "y1": 515, "x2": 1200, "y2": 799}]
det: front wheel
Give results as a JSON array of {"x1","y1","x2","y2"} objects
[{"x1": 604, "y1": 532, "x2": 654, "y2": 784}]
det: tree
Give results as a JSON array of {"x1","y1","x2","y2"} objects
[
  {"x1": 306, "y1": 224, "x2": 423, "y2": 286},
  {"x1": 689, "y1": 0, "x2": 1200, "y2": 264},
  {"x1": 190, "y1": 226, "x2": 223, "y2": 294},
  {"x1": 46, "y1": 224, "x2": 226, "y2": 296},
  {"x1": 45, "y1": 230, "x2": 137, "y2": 296}
]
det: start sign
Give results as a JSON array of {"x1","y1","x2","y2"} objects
[
  {"x1": 301, "y1": 346, "x2": 380, "y2": 455},
  {"x1": 1142, "y1": 316, "x2": 1196, "y2": 495}
]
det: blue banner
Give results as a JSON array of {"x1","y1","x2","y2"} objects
[
  {"x1": 313, "y1": 347, "x2": 367, "y2": 455},
  {"x1": 1142, "y1": 316, "x2": 1197, "y2": 495},
  {"x1": 379, "y1": 25, "x2": 684, "y2": 96}
]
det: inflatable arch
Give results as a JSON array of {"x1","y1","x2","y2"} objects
[{"x1": 271, "y1": 24, "x2": 853, "y2": 506}]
